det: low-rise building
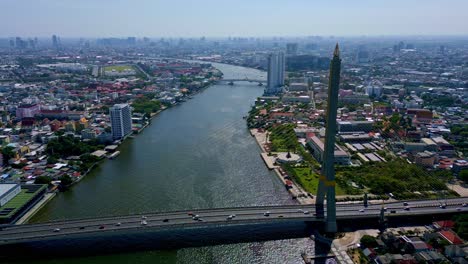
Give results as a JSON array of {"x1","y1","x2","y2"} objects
[
  {"x1": 307, "y1": 136, "x2": 350, "y2": 165},
  {"x1": 338, "y1": 132, "x2": 372, "y2": 143},
  {"x1": 337, "y1": 120, "x2": 374, "y2": 133},
  {"x1": 414, "y1": 151, "x2": 437, "y2": 167}
]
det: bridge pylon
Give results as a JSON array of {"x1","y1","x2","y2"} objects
[{"x1": 315, "y1": 44, "x2": 341, "y2": 233}]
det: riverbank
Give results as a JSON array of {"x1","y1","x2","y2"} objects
[
  {"x1": 15, "y1": 193, "x2": 56, "y2": 224},
  {"x1": 19, "y1": 68, "x2": 222, "y2": 224},
  {"x1": 250, "y1": 129, "x2": 315, "y2": 204}
]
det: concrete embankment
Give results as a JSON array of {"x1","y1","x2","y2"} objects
[{"x1": 15, "y1": 193, "x2": 56, "y2": 225}]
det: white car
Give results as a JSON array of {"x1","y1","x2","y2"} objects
[
  {"x1": 359, "y1": 209, "x2": 365, "y2": 212},
  {"x1": 141, "y1": 220, "x2": 147, "y2": 225},
  {"x1": 303, "y1": 210, "x2": 310, "y2": 215},
  {"x1": 53, "y1": 228, "x2": 60, "y2": 232},
  {"x1": 264, "y1": 211, "x2": 270, "y2": 216}
]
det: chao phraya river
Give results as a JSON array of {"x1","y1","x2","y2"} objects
[{"x1": 27, "y1": 63, "x2": 314, "y2": 264}]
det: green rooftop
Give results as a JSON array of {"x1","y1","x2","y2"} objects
[{"x1": 0, "y1": 185, "x2": 47, "y2": 220}]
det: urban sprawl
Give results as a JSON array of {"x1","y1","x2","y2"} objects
[{"x1": 0, "y1": 36, "x2": 467, "y2": 263}]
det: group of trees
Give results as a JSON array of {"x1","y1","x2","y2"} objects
[
  {"x1": 453, "y1": 214, "x2": 468, "y2": 240},
  {"x1": 46, "y1": 136, "x2": 103, "y2": 159},
  {"x1": 34, "y1": 174, "x2": 73, "y2": 190},
  {"x1": 421, "y1": 94, "x2": 458, "y2": 108},
  {"x1": 336, "y1": 159, "x2": 450, "y2": 199},
  {"x1": 132, "y1": 96, "x2": 161, "y2": 116},
  {"x1": 268, "y1": 124, "x2": 299, "y2": 152},
  {"x1": 379, "y1": 113, "x2": 413, "y2": 137},
  {"x1": 449, "y1": 124, "x2": 468, "y2": 156}
]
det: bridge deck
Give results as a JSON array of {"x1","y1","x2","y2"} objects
[{"x1": 0, "y1": 198, "x2": 466, "y2": 246}]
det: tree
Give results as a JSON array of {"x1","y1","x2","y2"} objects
[
  {"x1": 47, "y1": 156, "x2": 58, "y2": 164},
  {"x1": 360, "y1": 235, "x2": 378, "y2": 248},
  {"x1": 34, "y1": 176, "x2": 52, "y2": 185},
  {"x1": 59, "y1": 174, "x2": 73, "y2": 187},
  {"x1": 459, "y1": 170, "x2": 468, "y2": 182},
  {"x1": 1, "y1": 146, "x2": 15, "y2": 165}
]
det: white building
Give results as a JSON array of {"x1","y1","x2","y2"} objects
[
  {"x1": 307, "y1": 136, "x2": 350, "y2": 165},
  {"x1": 110, "y1": 104, "x2": 132, "y2": 140},
  {"x1": 289, "y1": 83, "x2": 309, "y2": 91},
  {"x1": 365, "y1": 80, "x2": 383, "y2": 98},
  {"x1": 265, "y1": 52, "x2": 285, "y2": 95},
  {"x1": 0, "y1": 184, "x2": 21, "y2": 207}
]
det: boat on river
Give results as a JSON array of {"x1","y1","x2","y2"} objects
[{"x1": 108, "y1": 151, "x2": 120, "y2": 159}]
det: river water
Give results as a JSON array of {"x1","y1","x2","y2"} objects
[{"x1": 28, "y1": 63, "x2": 314, "y2": 264}]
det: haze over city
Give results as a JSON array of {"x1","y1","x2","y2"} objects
[
  {"x1": 0, "y1": 1, "x2": 467, "y2": 263},
  {"x1": 2, "y1": 0, "x2": 468, "y2": 37}
]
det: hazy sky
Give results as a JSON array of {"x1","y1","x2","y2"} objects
[{"x1": 2, "y1": 0, "x2": 468, "y2": 37}]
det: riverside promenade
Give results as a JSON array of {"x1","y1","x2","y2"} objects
[{"x1": 250, "y1": 129, "x2": 315, "y2": 204}]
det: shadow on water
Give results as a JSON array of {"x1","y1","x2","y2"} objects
[{"x1": 0, "y1": 221, "x2": 319, "y2": 262}]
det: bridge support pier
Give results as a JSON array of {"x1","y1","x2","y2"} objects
[{"x1": 315, "y1": 44, "x2": 341, "y2": 234}]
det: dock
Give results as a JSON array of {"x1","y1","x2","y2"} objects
[{"x1": 301, "y1": 253, "x2": 336, "y2": 264}]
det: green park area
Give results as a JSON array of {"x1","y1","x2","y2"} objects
[
  {"x1": 336, "y1": 159, "x2": 454, "y2": 199},
  {"x1": 103, "y1": 65, "x2": 135, "y2": 72},
  {"x1": 284, "y1": 166, "x2": 346, "y2": 195},
  {"x1": 268, "y1": 124, "x2": 298, "y2": 152},
  {"x1": 269, "y1": 124, "x2": 348, "y2": 195},
  {"x1": 266, "y1": 124, "x2": 455, "y2": 199}
]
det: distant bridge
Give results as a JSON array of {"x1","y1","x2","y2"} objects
[
  {"x1": 218, "y1": 78, "x2": 267, "y2": 84},
  {"x1": 0, "y1": 198, "x2": 466, "y2": 260}
]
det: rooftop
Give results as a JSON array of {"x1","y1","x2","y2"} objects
[
  {"x1": 0, "y1": 184, "x2": 19, "y2": 197},
  {"x1": 0, "y1": 185, "x2": 47, "y2": 220}
]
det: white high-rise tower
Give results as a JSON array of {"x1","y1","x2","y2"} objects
[
  {"x1": 110, "y1": 104, "x2": 132, "y2": 140},
  {"x1": 265, "y1": 52, "x2": 285, "y2": 95}
]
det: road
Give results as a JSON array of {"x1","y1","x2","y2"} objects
[{"x1": 1, "y1": 198, "x2": 466, "y2": 245}]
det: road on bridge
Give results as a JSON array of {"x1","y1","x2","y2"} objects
[{"x1": 0, "y1": 198, "x2": 466, "y2": 245}]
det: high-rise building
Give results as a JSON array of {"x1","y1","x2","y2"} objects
[
  {"x1": 316, "y1": 44, "x2": 341, "y2": 233},
  {"x1": 110, "y1": 104, "x2": 132, "y2": 140},
  {"x1": 365, "y1": 80, "x2": 383, "y2": 98},
  {"x1": 286, "y1": 43, "x2": 298, "y2": 55},
  {"x1": 52, "y1": 35, "x2": 60, "y2": 50},
  {"x1": 357, "y1": 46, "x2": 370, "y2": 63},
  {"x1": 265, "y1": 52, "x2": 285, "y2": 95}
]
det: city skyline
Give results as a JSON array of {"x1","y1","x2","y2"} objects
[{"x1": 2, "y1": 0, "x2": 468, "y2": 37}]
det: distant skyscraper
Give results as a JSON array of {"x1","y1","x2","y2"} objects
[
  {"x1": 265, "y1": 52, "x2": 285, "y2": 95},
  {"x1": 127, "y1": 37, "x2": 136, "y2": 45},
  {"x1": 52, "y1": 35, "x2": 60, "y2": 50},
  {"x1": 110, "y1": 104, "x2": 132, "y2": 140},
  {"x1": 286, "y1": 43, "x2": 298, "y2": 55},
  {"x1": 15, "y1": 37, "x2": 27, "y2": 49},
  {"x1": 316, "y1": 44, "x2": 341, "y2": 233},
  {"x1": 357, "y1": 46, "x2": 370, "y2": 63}
]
